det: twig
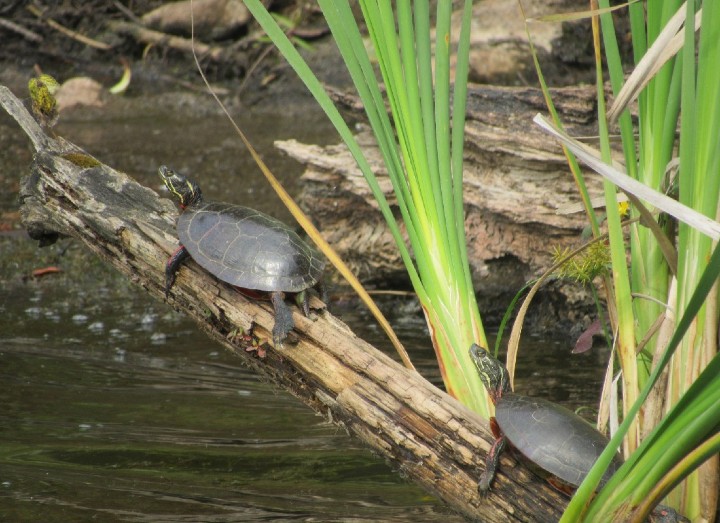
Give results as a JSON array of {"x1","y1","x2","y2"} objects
[
  {"x1": 112, "y1": 0, "x2": 143, "y2": 25},
  {"x1": 27, "y1": 4, "x2": 112, "y2": 51},
  {"x1": 237, "y1": 42, "x2": 275, "y2": 95},
  {"x1": 108, "y1": 20, "x2": 226, "y2": 62},
  {"x1": 0, "y1": 16, "x2": 43, "y2": 42}
]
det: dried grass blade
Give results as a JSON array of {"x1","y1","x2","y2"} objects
[{"x1": 534, "y1": 113, "x2": 720, "y2": 241}]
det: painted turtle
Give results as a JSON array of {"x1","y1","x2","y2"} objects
[
  {"x1": 159, "y1": 166, "x2": 326, "y2": 345},
  {"x1": 469, "y1": 344, "x2": 624, "y2": 494}
]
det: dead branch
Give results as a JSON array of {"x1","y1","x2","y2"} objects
[
  {"x1": 0, "y1": 16, "x2": 43, "y2": 42},
  {"x1": 27, "y1": 4, "x2": 112, "y2": 50},
  {"x1": 108, "y1": 20, "x2": 231, "y2": 62}
]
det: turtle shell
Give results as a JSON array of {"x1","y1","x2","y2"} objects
[
  {"x1": 177, "y1": 201, "x2": 325, "y2": 292},
  {"x1": 495, "y1": 393, "x2": 624, "y2": 487}
]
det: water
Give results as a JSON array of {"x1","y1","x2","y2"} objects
[{"x1": 0, "y1": 86, "x2": 608, "y2": 521}]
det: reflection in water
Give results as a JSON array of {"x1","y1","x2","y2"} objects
[
  {"x1": 0, "y1": 271, "x2": 462, "y2": 521},
  {"x1": 0, "y1": 267, "x2": 606, "y2": 521}
]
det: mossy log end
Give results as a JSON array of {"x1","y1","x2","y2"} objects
[{"x1": 1, "y1": 84, "x2": 568, "y2": 522}]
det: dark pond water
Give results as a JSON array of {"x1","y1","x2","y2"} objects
[{"x1": 0, "y1": 85, "x2": 610, "y2": 521}]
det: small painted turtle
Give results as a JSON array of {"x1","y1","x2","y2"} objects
[
  {"x1": 469, "y1": 344, "x2": 624, "y2": 494},
  {"x1": 159, "y1": 166, "x2": 326, "y2": 345}
]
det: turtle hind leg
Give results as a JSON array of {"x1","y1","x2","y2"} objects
[
  {"x1": 294, "y1": 281, "x2": 328, "y2": 319},
  {"x1": 165, "y1": 245, "x2": 190, "y2": 297},
  {"x1": 314, "y1": 280, "x2": 328, "y2": 304},
  {"x1": 294, "y1": 290, "x2": 312, "y2": 318},
  {"x1": 270, "y1": 291, "x2": 294, "y2": 346},
  {"x1": 479, "y1": 436, "x2": 507, "y2": 496}
]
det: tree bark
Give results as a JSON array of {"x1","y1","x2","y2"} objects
[
  {"x1": 276, "y1": 84, "x2": 604, "y2": 324},
  {"x1": 2, "y1": 84, "x2": 570, "y2": 522}
]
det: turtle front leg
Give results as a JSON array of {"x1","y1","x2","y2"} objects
[
  {"x1": 270, "y1": 291, "x2": 295, "y2": 346},
  {"x1": 165, "y1": 245, "x2": 190, "y2": 297},
  {"x1": 479, "y1": 435, "x2": 507, "y2": 496}
]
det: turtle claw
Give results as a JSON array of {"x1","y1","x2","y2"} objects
[
  {"x1": 296, "y1": 290, "x2": 311, "y2": 317},
  {"x1": 164, "y1": 274, "x2": 174, "y2": 298},
  {"x1": 272, "y1": 322, "x2": 290, "y2": 347},
  {"x1": 295, "y1": 290, "x2": 320, "y2": 320},
  {"x1": 271, "y1": 291, "x2": 295, "y2": 347},
  {"x1": 316, "y1": 281, "x2": 328, "y2": 304},
  {"x1": 478, "y1": 473, "x2": 492, "y2": 497}
]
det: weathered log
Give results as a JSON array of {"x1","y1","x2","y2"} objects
[
  {"x1": 276, "y1": 84, "x2": 604, "y2": 322},
  {"x1": 2, "y1": 84, "x2": 569, "y2": 521}
]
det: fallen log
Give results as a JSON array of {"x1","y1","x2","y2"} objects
[
  {"x1": 277, "y1": 84, "x2": 605, "y2": 324},
  {"x1": 2, "y1": 84, "x2": 568, "y2": 522}
]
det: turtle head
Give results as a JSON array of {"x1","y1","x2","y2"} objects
[
  {"x1": 159, "y1": 165, "x2": 202, "y2": 208},
  {"x1": 469, "y1": 344, "x2": 511, "y2": 404}
]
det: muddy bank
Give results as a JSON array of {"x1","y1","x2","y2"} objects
[
  {"x1": 0, "y1": 1, "x2": 346, "y2": 103},
  {"x1": 0, "y1": 0, "x2": 605, "y2": 97}
]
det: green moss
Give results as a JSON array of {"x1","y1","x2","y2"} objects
[
  {"x1": 552, "y1": 241, "x2": 611, "y2": 285},
  {"x1": 61, "y1": 152, "x2": 102, "y2": 168},
  {"x1": 28, "y1": 74, "x2": 59, "y2": 127}
]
